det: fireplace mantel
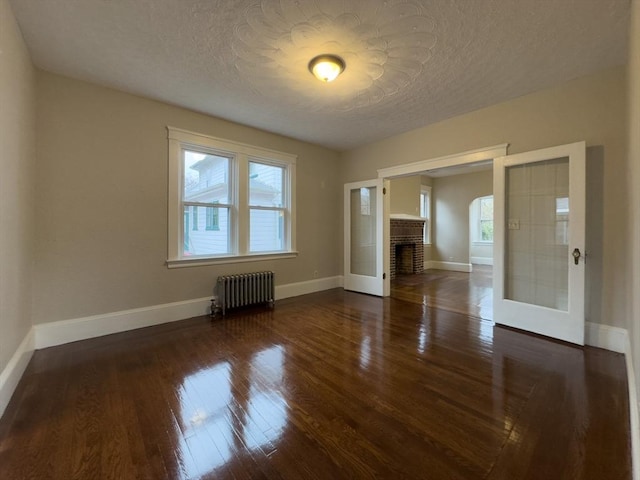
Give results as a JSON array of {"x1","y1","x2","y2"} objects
[{"x1": 390, "y1": 214, "x2": 427, "y2": 221}]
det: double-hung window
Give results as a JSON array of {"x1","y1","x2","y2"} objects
[
  {"x1": 167, "y1": 127, "x2": 296, "y2": 267},
  {"x1": 182, "y1": 150, "x2": 231, "y2": 255},
  {"x1": 249, "y1": 160, "x2": 286, "y2": 252},
  {"x1": 420, "y1": 186, "x2": 432, "y2": 244},
  {"x1": 475, "y1": 195, "x2": 494, "y2": 243}
]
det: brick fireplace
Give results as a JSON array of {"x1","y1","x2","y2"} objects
[{"x1": 390, "y1": 217, "x2": 425, "y2": 279}]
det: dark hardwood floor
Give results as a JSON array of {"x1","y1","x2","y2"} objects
[
  {"x1": 392, "y1": 265, "x2": 494, "y2": 320},
  {"x1": 0, "y1": 282, "x2": 631, "y2": 479}
]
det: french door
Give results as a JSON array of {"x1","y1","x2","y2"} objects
[
  {"x1": 493, "y1": 142, "x2": 586, "y2": 345},
  {"x1": 344, "y1": 179, "x2": 385, "y2": 296}
]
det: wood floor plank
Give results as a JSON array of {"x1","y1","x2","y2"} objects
[{"x1": 0, "y1": 270, "x2": 631, "y2": 479}]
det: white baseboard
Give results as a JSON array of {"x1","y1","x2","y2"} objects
[
  {"x1": 34, "y1": 297, "x2": 212, "y2": 350},
  {"x1": 585, "y1": 322, "x2": 638, "y2": 479},
  {"x1": 470, "y1": 256, "x2": 493, "y2": 266},
  {"x1": 33, "y1": 275, "x2": 344, "y2": 351},
  {"x1": 585, "y1": 322, "x2": 627, "y2": 353},
  {"x1": 0, "y1": 328, "x2": 35, "y2": 418},
  {"x1": 276, "y1": 275, "x2": 343, "y2": 300},
  {"x1": 624, "y1": 332, "x2": 640, "y2": 480},
  {"x1": 624, "y1": 330, "x2": 640, "y2": 480},
  {"x1": 426, "y1": 261, "x2": 473, "y2": 273}
]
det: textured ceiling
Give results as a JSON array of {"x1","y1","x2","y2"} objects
[{"x1": 9, "y1": 0, "x2": 630, "y2": 151}]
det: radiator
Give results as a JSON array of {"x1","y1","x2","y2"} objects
[{"x1": 215, "y1": 271, "x2": 275, "y2": 316}]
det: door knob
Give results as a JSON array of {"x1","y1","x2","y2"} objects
[{"x1": 572, "y1": 248, "x2": 581, "y2": 265}]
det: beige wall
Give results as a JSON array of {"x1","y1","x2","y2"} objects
[
  {"x1": 390, "y1": 176, "x2": 421, "y2": 215},
  {"x1": 34, "y1": 71, "x2": 342, "y2": 324},
  {"x1": 628, "y1": 0, "x2": 640, "y2": 399},
  {"x1": 431, "y1": 170, "x2": 493, "y2": 264},
  {"x1": 0, "y1": 0, "x2": 36, "y2": 373},
  {"x1": 342, "y1": 66, "x2": 628, "y2": 328}
]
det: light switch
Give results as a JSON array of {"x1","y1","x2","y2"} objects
[{"x1": 508, "y1": 219, "x2": 520, "y2": 230}]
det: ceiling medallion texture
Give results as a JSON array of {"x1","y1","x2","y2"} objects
[{"x1": 232, "y1": 0, "x2": 437, "y2": 112}]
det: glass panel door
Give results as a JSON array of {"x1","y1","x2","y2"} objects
[
  {"x1": 493, "y1": 142, "x2": 585, "y2": 345},
  {"x1": 344, "y1": 179, "x2": 384, "y2": 296}
]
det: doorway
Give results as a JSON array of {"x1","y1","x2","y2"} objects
[
  {"x1": 374, "y1": 141, "x2": 587, "y2": 345},
  {"x1": 388, "y1": 163, "x2": 495, "y2": 321}
]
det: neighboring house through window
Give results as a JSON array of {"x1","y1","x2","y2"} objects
[
  {"x1": 206, "y1": 203, "x2": 219, "y2": 231},
  {"x1": 167, "y1": 127, "x2": 297, "y2": 266},
  {"x1": 249, "y1": 160, "x2": 286, "y2": 252},
  {"x1": 192, "y1": 205, "x2": 199, "y2": 231}
]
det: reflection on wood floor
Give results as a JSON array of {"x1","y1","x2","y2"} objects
[
  {"x1": 392, "y1": 265, "x2": 493, "y2": 320},
  {"x1": 0, "y1": 288, "x2": 630, "y2": 479}
]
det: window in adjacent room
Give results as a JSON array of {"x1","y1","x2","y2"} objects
[
  {"x1": 420, "y1": 186, "x2": 432, "y2": 244},
  {"x1": 167, "y1": 127, "x2": 297, "y2": 267},
  {"x1": 474, "y1": 195, "x2": 494, "y2": 243}
]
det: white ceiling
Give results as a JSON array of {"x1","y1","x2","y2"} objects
[{"x1": 9, "y1": 0, "x2": 629, "y2": 151}]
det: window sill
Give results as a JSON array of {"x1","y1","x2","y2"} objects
[
  {"x1": 472, "y1": 241, "x2": 494, "y2": 246},
  {"x1": 166, "y1": 251, "x2": 299, "y2": 269}
]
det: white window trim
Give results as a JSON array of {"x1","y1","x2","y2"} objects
[
  {"x1": 420, "y1": 185, "x2": 432, "y2": 245},
  {"x1": 167, "y1": 126, "x2": 297, "y2": 267}
]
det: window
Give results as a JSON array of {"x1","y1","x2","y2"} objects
[
  {"x1": 420, "y1": 186, "x2": 432, "y2": 244},
  {"x1": 182, "y1": 149, "x2": 231, "y2": 256},
  {"x1": 249, "y1": 161, "x2": 285, "y2": 252},
  {"x1": 475, "y1": 195, "x2": 494, "y2": 243},
  {"x1": 167, "y1": 127, "x2": 296, "y2": 267}
]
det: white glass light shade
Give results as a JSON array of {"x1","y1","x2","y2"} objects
[{"x1": 308, "y1": 55, "x2": 345, "y2": 82}]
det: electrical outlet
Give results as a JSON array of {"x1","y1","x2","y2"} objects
[{"x1": 508, "y1": 219, "x2": 520, "y2": 230}]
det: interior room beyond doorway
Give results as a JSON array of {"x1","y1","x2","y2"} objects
[{"x1": 388, "y1": 162, "x2": 494, "y2": 321}]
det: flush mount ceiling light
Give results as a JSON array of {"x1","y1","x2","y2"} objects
[
  {"x1": 233, "y1": 0, "x2": 437, "y2": 110},
  {"x1": 308, "y1": 54, "x2": 345, "y2": 82}
]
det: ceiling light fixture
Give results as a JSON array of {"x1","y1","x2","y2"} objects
[{"x1": 308, "y1": 54, "x2": 345, "y2": 82}]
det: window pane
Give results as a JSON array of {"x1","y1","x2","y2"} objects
[
  {"x1": 350, "y1": 187, "x2": 377, "y2": 277},
  {"x1": 184, "y1": 150, "x2": 230, "y2": 204},
  {"x1": 481, "y1": 220, "x2": 494, "y2": 241},
  {"x1": 478, "y1": 196, "x2": 494, "y2": 242},
  {"x1": 250, "y1": 209, "x2": 284, "y2": 252},
  {"x1": 249, "y1": 162, "x2": 283, "y2": 207},
  {"x1": 205, "y1": 205, "x2": 220, "y2": 231},
  {"x1": 183, "y1": 205, "x2": 229, "y2": 256},
  {"x1": 480, "y1": 197, "x2": 493, "y2": 220}
]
